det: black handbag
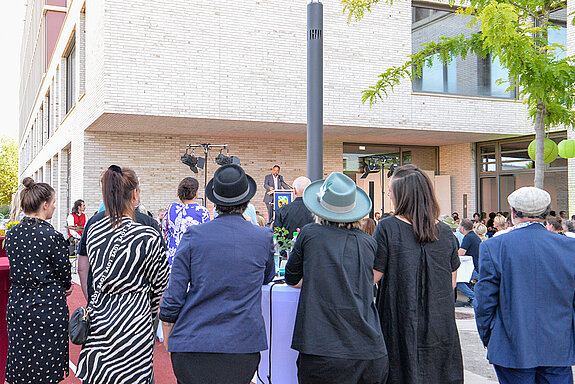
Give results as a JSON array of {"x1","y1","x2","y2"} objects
[{"x1": 69, "y1": 223, "x2": 131, "y2": 345}]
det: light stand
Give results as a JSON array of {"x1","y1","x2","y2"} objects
[{"x1": 185, "y1": 144, "x2": 231, "y2": 207}]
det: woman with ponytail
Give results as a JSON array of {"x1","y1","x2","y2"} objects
[
  {"x1": 373, "y1": 164, "x2": 463, "y2": 384},
  {"x1": 4, "y1": 177, "x2": 72, "y2": 384},
  {"x1": 75, "y1": 165, "x2": 169, "y2": 384}
]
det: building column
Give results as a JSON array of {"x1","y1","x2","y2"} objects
[{"x1": 439, "y1": 143, "x2": 477, "y2": 218}]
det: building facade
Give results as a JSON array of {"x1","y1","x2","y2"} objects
[{"x1": 19, "y1": 0, "x2": 573, "y2": 232}]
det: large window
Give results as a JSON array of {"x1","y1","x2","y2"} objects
[
  {"x1": 412, "y1": 5, "x2": 515, "y2": 98},
  {"x1": 477, "y1": 133, "x2": 567, "y2": 214},
  {"x1": 65, "y1": 38, "x2": 76, "y2": 114}
]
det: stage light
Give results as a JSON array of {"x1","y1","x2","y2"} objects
[
  {"x1": 215, "y1": 151, "x2": 241, "y2": 166},
  {"x1": 181, "y1": 149, "x2": 199, "y2": 173}
]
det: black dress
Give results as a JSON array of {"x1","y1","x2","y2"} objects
[
  {"x1": 374, "y1": 216, "x2": 463, "y2": 384},
  {"x1": 4, "y1": 217, "x2": 72, "y2": 384}
]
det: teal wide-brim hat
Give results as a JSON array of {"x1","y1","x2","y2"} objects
[{"x1": 302, "y1": 172, "x2": 372, "y2": 223}]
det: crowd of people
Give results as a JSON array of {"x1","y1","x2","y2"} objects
[{"x1": 3, "y1": 162, "x2": 575, "y2": 384}]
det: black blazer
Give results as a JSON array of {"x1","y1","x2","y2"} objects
[{"x1": 263, "y1": 174, "x2": 290, "y2": 203}]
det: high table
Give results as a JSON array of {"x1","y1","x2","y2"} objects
[
  {"x1": 0, "y1": 257, "x2": 9, "y2": 383},
  {"x1": 259, "y1": 283, "x2": 300, "y2": 384}
]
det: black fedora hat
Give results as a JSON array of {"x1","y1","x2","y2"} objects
[{"x1": 206, "y1": 164, "x2": 257, "y2": 206}]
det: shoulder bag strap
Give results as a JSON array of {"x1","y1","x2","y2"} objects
[{"x1": 87, "y1": 221, "x2": 131, "y2": 309}]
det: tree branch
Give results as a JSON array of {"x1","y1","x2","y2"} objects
[{"x1": 505, "y1": 0, "x2": 540, "y2": 20}]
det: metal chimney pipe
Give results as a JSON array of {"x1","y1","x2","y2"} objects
[{"x1": 307, "y1": 0, "x2": 323, "y2": 181}]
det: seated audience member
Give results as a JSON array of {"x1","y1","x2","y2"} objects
[
  {"x1": 67, "y1": 199, "x2": 86, "y2": 240},
  {"x1": 455, "y1": 219, "x2": 481, "y2": 307},
  {"x1": 475, "y1": 223, "x2": 488, "y2": 242},
  {"x1": 545, "y1": 216, "x2": 565, "y2": 235},
  {"x1": 563, "y1": 220, "x2": 575, "y2": 238},
  {"x1": 486, "y1": 212, "x2": 497, "y2": 237}
]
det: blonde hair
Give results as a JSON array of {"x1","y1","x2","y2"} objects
[
  {"x1": 475, "y1": 223, "x2": 488, "y2": 241},
  {"x1": 9, "y1": 188, "x2": 22, "y2": 222},
  {"x1": 494, "y1": 216, "x2": 506, "y2": 227}
]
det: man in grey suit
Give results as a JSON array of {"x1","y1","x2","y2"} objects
[{"x1": 263, "y1": 165, "x2": 290, "y2": 225}]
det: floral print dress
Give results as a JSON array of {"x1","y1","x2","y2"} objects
[{"x1": 162, "y1": 203, "x2": 210, "y2": 268}]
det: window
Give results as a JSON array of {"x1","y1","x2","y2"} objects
[
  {"x1": 65, "y1": 38, "x2": 76, "y2": 114},
  {"x1": 413, "y1": 54, "x2": 457, "y2": 93},
  {"x1": 478, "y1": 55, "x2": 516, "y2": 98},
  {"x1": 549, "y1": 8, "x2": 567, "y2": 60},
  {"x1": 477, "y1": 133, "x2": 568, "y2": 213},
  {"x1": 46, "y1": 90, "x2": 51, "y2": 138},
  {"x1": 412, "y1": 5, "x2": 515, "y2": 98}
]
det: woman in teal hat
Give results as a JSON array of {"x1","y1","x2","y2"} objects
[{"x1": 285, "y1": 172, "x2": 388, "y2": 384}]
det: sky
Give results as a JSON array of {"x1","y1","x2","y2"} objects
[{"x1": 0, "y1": 2, "x2": 26, "y2": 142}]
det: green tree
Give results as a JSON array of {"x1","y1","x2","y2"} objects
[
  {"x1": 0, "y1": 136, "x2": 19, "y2": 206},
  {"x1": 343, "y1": 0, "x2": 575, "y2": 188}
]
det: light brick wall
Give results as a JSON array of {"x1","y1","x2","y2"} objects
[
  {"x1": 82, "y1": 132, "x2": 342, "y2": 224},
  {"x1": 101, "y1": 0, "x2": 532, "y2": 137},
  {"x1": 439, "y1": 143, "x2": 477, "y2": 218}
]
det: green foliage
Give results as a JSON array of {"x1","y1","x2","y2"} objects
[
  {"x1": 0, "y1": 137, "x2": 18, "y2": 206},
  {"x1": 343, "y1": 0, "x2": 574, "y2": 187},
  {"x1": 0, "y1": 206, "x2": 9, "y2": 218},
  {"x1": 273, "y1": 227, "x2": 295, "y2": 253}
]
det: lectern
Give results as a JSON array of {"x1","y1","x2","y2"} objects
[{"x1": 272, "y1": 189, "x2": 293, "y2": 221}]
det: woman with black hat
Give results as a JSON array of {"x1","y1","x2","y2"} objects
[
  {"x1": 159, "y1": 164, "x2": 276, "y2": 384},
  {"x1": 285, "y1": 172, "x2": 388, "y2": 384}
]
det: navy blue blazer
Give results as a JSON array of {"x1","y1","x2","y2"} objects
[
  {"x1": 159, "y1": 215, "x2": 276, "y2": 353},
  {"x1": 475, "y1": 223, "x2": 575, "y2": 368}
]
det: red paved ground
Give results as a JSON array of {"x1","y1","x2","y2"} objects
[{"x1": 61, "y1": 282, "x2": 177, "y2": 384}]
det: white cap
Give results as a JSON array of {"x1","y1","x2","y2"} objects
[{"x1": 507, "y1": 187, "x2": 551, "y2": 216}]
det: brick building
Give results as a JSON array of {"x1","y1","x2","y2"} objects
[{"x1": 19, "y1": 0, "x2": 572, "y2": 232}]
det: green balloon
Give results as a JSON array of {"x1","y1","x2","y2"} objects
[
  {"x1": 558, "y1": 139, "x2": 575, "y2": 158},
  {"x1": 528, "y1": 138, "x2": 558, "y2": 164}
]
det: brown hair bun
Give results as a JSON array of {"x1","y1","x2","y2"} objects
[{"x1": 22, "y1": 177, "x2": 35, "y2": 189}]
